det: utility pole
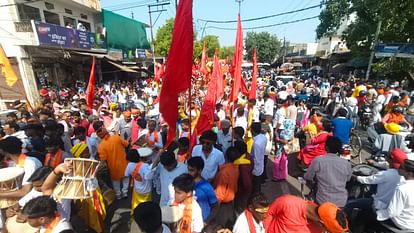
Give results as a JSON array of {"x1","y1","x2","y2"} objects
[
  {"x1": 148, "y1": 1, "x2": 169, "y2": 72},
  {"x1": 366, "y1": 19, "x2": 382, "y2": 80},
  {"x1": 131, "y1": 11, "x2": 134, "y2": 19}
]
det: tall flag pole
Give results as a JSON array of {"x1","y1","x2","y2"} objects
[
  {"x1": 159, "y1": 0, "x2": 193, "y2": 148},
  {"x1": 86, "y1": 57, "x2": 96, "y2": 114}
]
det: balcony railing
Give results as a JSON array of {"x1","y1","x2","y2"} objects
[{"x1": 14, "y1": 21, "x2": 33, "y2": 32}]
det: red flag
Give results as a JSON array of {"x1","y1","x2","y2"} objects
[
  {"x1": 214, "y1": 55, "x2": 224, "y2": 101},
  {"x1": 159, "y1": 0, "x2": 193, "y2": 148},
  {"x1": 195, "y1": 52, "x2": 221, "y2": 135},
  {"x1": 200, "y1": 39, "x2": 207, "y2": 76},
  {"x1": 155, "y1": 63, "x2": 165, "y2": 82},
  {"x1": 229, "y1": 14, "x2": 243, "y2": 103},
  {"x1": 240, "y1": 77, "x2": 249, "y2": 96},
  {"x1": 86, "y1": 57, "x2": 96, "y2": 113},
  {"x1": 249, "y1": 48, "x2": 258, "y2": 100}
]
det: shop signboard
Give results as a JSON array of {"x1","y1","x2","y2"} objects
[
  {"x1": 33, "y1": 21, "x2": 106, "y2": 51},
  {"x1": 375, "y1": 43, "x2": 414, "y2": 58}
]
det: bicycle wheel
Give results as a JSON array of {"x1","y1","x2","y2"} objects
[{"x1": 350, "y1": 132, "x2": 362, "y2": 163}]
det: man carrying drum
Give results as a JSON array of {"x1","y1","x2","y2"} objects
[{"x1": 0, "y1": 137, "x2": 42, "y2": 227}]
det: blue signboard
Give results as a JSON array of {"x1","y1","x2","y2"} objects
[
  {"x1": 33, "y1": 22, "x2": 106, "y2": 50},
  {"x1": 375, "y1": 43, "x2": 414, "y2": 58}
]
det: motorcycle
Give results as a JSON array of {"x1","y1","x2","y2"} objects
[{"x1": 359, "y1": 105, "x2": 373, "y2": 130}]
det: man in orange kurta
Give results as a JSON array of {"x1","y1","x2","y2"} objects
[{"x1": 97, "y1": 127, "x2": 129, "y2": 199}]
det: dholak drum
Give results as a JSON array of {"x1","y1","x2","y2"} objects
[
  {"x1": 5, "y1": 215, "x2": 38, "y2": 233},
  {"x1": 0, "y1": 167, "x2": 24, "y2": 209},
  {"x1": 161, "y1": 206, "x2": 183, "y2": 233},
  {"x1": 54, "y1": 158, "x2": 100, "y2": 200}
]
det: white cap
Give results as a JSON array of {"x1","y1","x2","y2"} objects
[{"x1": 137, "y1": 147, "x2": 153, "y2": 158}]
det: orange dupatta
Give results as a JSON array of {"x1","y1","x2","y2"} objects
[
  {"x1": 130, "y1": 162, "x2": 143, "y2": 187},
  {"x1": 146, "y1": 131, "x2": 159, "y2": 146},
  {"x1": 44, "y1": 213, "x2": 61, "y2": 233},
  {"x1": 173, "y1": 196, "x2": 193, "y2": 233},
  {"x1": 44, "y1": 149, "x2": 63, "y2": 169},
  {"x1": 17, "y1": 154, "x2": 26, "y2": 168}
]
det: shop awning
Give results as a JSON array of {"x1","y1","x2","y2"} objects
[
  {"x1": 105, "y1": 59, "x2": 138, "y2": 73},
  {"x1": 102, "y1": 9, "x2": 150, "y2": 51}
]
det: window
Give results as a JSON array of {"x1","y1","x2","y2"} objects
[
  {"x1": 65, "y1": 8, "x2": 72, "y2": 15},
  {"x1": 45, "y1": 2, "x2": 54, "y2": 10},
  {"x1": 44, "y1": 10, "x2": 60, "y2": 25},
  {"x1": 17, "y1": 4, "x2": 41, "y2": 22},
  {"x1": 63, "y1": 16, "x2": 76, "y2": 29},
  {"x1": 77, "y1": 20, "x2": 91, "y2": 32},
  {"x1": 80, "y1": 14, "x2": 88, "y2": 20}
]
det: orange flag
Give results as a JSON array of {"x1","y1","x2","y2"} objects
[
  {"x1": 195, "y1": 51, "x2": 221, "y2": 135},
  {"x1": 200, "y1": 39, "x2": 207, "y2": 76},
  {"x1": 86, "y1": 57, "x2": 96, "y2": 113},
  {"x1": 229, "y1": 14, "x2": 243, "y2": 104},
  {"x1": 159, "y1": 0, "x2": 193, "y2": 148},
  {"x1": 249, "y1": 48, "x2": 258, "y2": 100},
  {"x1": 0, "y1": 44, "x2": 18, "y2": 87}
]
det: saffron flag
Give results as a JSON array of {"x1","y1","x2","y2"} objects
[
  {"x1": 86, "y1": 57, "x2": 96, "y2": 113},
  {"x1": 195, "y1": 51, "x2": 221, "y2": 135},
  {"x1": 159, "y1": 0, "x2": 193, "y2": 147},
  {"x1": 229, "y1": 14, "x2": 244, "y2": 103},
  {"x1": 200, "y1": 39, "x2": 207, "y2": 76},
  {"x1": 0, "y1": 44, "x2": 18, "y2": 87},
  {"x1": 249, "y1": 48, "x2": 258, "y2": 100}
]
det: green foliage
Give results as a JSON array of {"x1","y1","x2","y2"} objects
[
  {"x1": 193, "y1": 35, "x2": 221, "y2": 59},
  {"x1": 245, "y1": 32, "x2": 281, "y2": 63},
  {"x1": 154, "y1": 18, "x2": 174, "y2": 57},
  {"x1": 317, "y1": 0, "x2": 414, "y2": 76},
  {"x1": 219, "y1": 46, "x2": 235, "y2": 60},
  {"x1": 316, "y1": 0, "x2": 351, "y2": 39}
]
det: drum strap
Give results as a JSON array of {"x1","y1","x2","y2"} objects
[
  {"x1": 146, "y1": 131, "x2": 159, "y2": 146},
  {"x1": 131, "y1": 162, "x2": 143, "y2": 186},
  {"x1": 44, "y1": 213, "x2": 61, "y2": 233},
  {"x1": 17, "y1": 154, "x2": 26, "y2": 168}
]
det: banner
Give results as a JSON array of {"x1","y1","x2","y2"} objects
[
  {"x1": 33, "y1": 21, "x2": 106, "y2": 50},
  {"x1": 375, "y1": 43, "x2": 414, "y2": 58}
]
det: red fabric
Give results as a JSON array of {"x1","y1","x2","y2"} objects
[
  {"x1": 264, "y1": 195, "x2": 323, "y2": 233},
  {"x1": 245, "y1": 209, "x2": 257, "y2": 233},
  {"x1": 195, "y1": 53, "x2": 221, "y2": 135},
  {"x1": 200, "y1": 40, "x2": 207, "y2": 77},
  {"x1": 86, "y1": 57, "x2": 96, "y2": 113},
  {"x1": 213, "y1": 52, "x2": 224, "y2": 105},
  {"x1": 155, "y1": 63, "x2": 165, "y2": 83},
  {"x1": 390, "y1": 148, "x2": 408, "y2": 169},
  {"x1": 249, "y1": 48, "x2": 258, "y2": 100},
  {"x1": 159, "y1": 0, "x2": 193, "y2": 148},
  {"x1": 229, "y1": 14, "x2": 244, "y2": 103},
  {"x1": 298, "y1": 132, "x2": 332, "y2": 166},
  {"x1": 240, "y1": 77, "x2": 249, "y2": 96}
]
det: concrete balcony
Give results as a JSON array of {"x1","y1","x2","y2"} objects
[{"x1": 62, "y1": 0, "x2": 101, "y2": 12}]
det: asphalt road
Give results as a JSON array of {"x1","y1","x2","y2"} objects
[{"x1": 73, "y1": 129, "x2": 373, "y2": 233}]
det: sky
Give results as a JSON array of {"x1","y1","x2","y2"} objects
[{"x1": 100, "y1": 0, "x2": 323, "y2": 46}]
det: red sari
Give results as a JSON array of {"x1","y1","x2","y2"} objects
[{"x1": 298, "y1": 132, "x2": 332, "y2": 166}]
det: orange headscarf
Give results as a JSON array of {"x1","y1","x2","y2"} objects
[{"x1": 318, "y1": 202, "x2": 348, "y2": 233}]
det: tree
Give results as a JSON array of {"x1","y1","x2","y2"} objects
[
  {"x1": 219, "y1": 46, "x2": 235, "y2": 60},
  {"x1": 154, "y1": 18, "x2": 174, "y2": 57},
  {"x1": 317, "y1": 0, "x2": 414, "y2": 78},
  {"x1": 193, "y1": 35, "x2": 220, "y2": 59},
  {"x1": 245, "y1": 32, "x2": 281, "y2": 63}
]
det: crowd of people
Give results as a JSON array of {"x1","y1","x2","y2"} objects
[{"x1": 0, "y1": 70, "x2": 414, "y2": 233}]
